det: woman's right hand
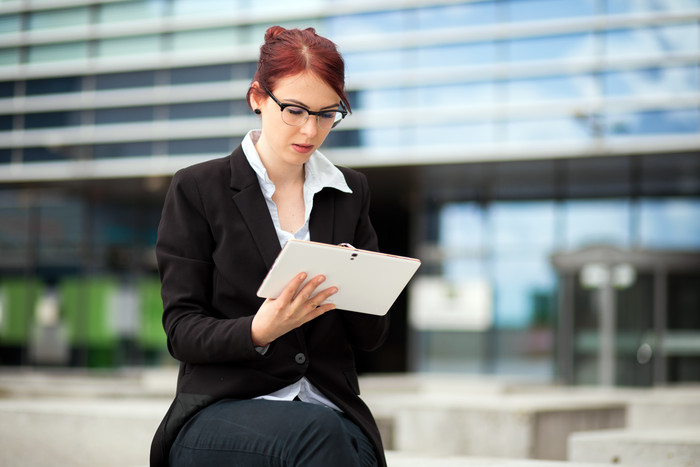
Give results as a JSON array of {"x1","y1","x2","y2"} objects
[{"x1": 250, "y1": 273, "x2": 337, "y2": 347}]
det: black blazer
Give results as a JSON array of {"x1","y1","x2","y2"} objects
[{"x1": 150, "y1": 145, "x2": 390, "y2": 467}]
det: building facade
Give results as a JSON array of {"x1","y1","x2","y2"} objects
[{"x1": 0, "y1": 0, "x2": 699, "y2": 383}]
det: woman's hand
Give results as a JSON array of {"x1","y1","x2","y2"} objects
[{"x1": 250, "y1": 273, "x2": 337, "y2": 347}]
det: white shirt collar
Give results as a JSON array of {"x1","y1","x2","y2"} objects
[{"x1": 242, "y1": 130, "x2": 352, "y2": 196}]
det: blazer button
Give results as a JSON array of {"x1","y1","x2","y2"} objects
[{"x1": 294, "y1": 352, "x2": 307, "y2": 364}]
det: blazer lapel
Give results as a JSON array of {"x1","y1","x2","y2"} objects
[{"x1": 228, "y1": 146, "x2": 281, "y2": 269}]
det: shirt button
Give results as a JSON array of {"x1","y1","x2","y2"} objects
[{"x1": 294, "y1": 352, "x2": 307, "y2": 364}]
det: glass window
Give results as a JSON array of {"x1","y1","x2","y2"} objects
[
  {"x1": 0, "y1": 148, "x2": 11, "y2": 163},
  {"x1": 508, "y1": 0, "x2": 597, "y2": 21},
  {"x1": 564, "y1": 199, "x2": 632, "y2": 249},
  {"x1": 170, "y1": 28, "x2": 240, "y2": 52},
  {"x1": 95, "y1": 107, "x2": 155, "y2": 125},
  {"x1": 507, "y1": 117, "x2": 590, "y2": 142},
  {"x1": 323, "y1": 129, "x2": 360, "y2": 148},
  {"x1": 417, "y1": 2, "x2": 497, "y2": 29},
  {"x1": 0, "y1": 80, "x2": 14, "y2": 98},
  {"x1": 0, "y1": 114, "x2": 12, "y2": 131},
  {"x1": 415, "y1": 123, "x2": 495, "y2": 147},
  {"x1": 416, "y1": 82, "x2": 495, "y2": 108},
  {"x1": 0, "y1": 48, "x2": 19, "y2": 66},
  {"x1": 24, "y1": 111, "x2": 82, "y2": 129},
  {"x1": 343, "y1": 50, "x2": 404, "y2": 74},
  {"x1": 28, "y1": 42, "x2": 88, "y2": 63},
  {"x1": 96, "y1": 71, "x2": 155, "y2": 90},
  {"x1": 167, "y1": 138, "x2": 232, "y2": 155},
  {"x1": 360, "y1": 127, "x2": 403, "y2": 149},
  {"x1": 358, "y1": 88, "x2": 402, "y2": 110},
  {"x1": 170, "y1": 64, "x2": 232, "y2": 85},
  {"x1": 0, "y1": 14, "x2": 22, "y2": 34},
  {"x1": 606, "y1": 0, "x2": 700, "y2": 14},
  {"x1": 416, "y1": 42, "x2": 498, "y2": 68},
  {"x1": 97, "y1": 35, "x2": 160, "y2": 58},
  {"x1": 93, "y1": 142, "x2": 153, "y2": 159},
  {"x1": 605, "y1": 109, "x2": 699, "y2": 136},
  {"x1": 640, "y1": 198, "x2": 700, "y2": 249},
  {"x1": 507, "y1": 75, "x2": 597, "y2": 103},
  {"x1": 490, "y1": 201, "x2": 557, "y2": 327},
  {"x1": 605, "y1": 23, "x2": 700, "y2": 57},
  {"x1": 28, "y1": 7, "x2": 90, "y2": 30},
  {"x1": 171, "y1": 0, "x2": 241, "y2": 16},
  {"x1": 326, "y1": 10, "x2": 406, "y2": 38},
  {"x1": 169, "y1": 101, "x2": 231, "y2": 120},
  {"x1": 604, "y1": 66, "x2": 700, "y2": 97},
  {"x1": 26, "y1": 76, "x2": 81, "y2": 95},
  {"x1": 440, "y1": 202, "x2": 484, "y2": 252},
  {"x1": 98, "y1": 0, "x2": 165, "y2": 23},
  {"x1": 509, "y1": 33, "x2": 596, "y2": 62},
  {"x1": 23, "y1": 146, "x2": 71, "y2": 162}
]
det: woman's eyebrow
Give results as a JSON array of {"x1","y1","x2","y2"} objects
[{"x1": 284, "y1": 98, "x2": 340, "y2": 110}]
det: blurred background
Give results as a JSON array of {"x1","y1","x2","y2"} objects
[{"x1": 0, "y1": 0, "x2": 698, "y2": 387}]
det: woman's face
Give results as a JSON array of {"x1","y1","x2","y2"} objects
[{"x1": 253, "y1": 71, "x2": 341, "y2": 170}]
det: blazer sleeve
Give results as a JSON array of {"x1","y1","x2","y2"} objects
[
  {"x1": 156, "y1": 169, "x2": 263, "y2": 364},
  {"x1": 338, "y1": 170, "x2": 391, "y2": 352}
]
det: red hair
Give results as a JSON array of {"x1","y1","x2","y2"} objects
[{"x1": 247, "y1": 26, "x2": 351, "y2": 113}]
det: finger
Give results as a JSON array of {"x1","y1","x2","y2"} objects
[
  {"x1": 293, "y1": 274, "x2": 327, "y2": 305},
  {"x1": 277, "y1": 272, "x2": 307, "y2": 302},
  {"x1": 308, "y1": 286, "x2": 338, "y2": 309}
]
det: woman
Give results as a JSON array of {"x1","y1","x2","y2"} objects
[{"x1": 150, "y1": 26, "x2": 388, "y2": 467}]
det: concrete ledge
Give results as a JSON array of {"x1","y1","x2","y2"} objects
[
  {"x1": 0, "y1": 398, "x2": 169, "y2": 467},
  {"x1": 386, "y1": 451, "x2": 620, "y2": 466},
  {"x1": 568, "y1": 426, "x2": 700, "y2": 467},
  {"x1": 627, "y1": 386, "x2": 700, "y2": 429}
]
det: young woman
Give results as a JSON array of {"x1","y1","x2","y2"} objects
[{"x1": 150, "y1": 26, "x2": 388, "y2": 467}]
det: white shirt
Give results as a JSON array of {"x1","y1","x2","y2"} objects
[{"x1": 242, "y1": 130, "x2": 352, "y2": 412}]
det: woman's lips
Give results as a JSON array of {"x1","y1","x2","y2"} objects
[{"x1": 292, "y1": 144, "x2": 314, "y2": 154}]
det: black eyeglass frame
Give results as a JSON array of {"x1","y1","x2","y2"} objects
[{"x1": 264, "y1": 87, "x2": 348, "y2": 129}]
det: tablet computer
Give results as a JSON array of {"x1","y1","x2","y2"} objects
[{"x1": 256, "y1": 239, "x2": 421, "y2": 316}]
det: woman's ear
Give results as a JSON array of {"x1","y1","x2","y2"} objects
[{"x1": 249, "y1": 81, "x2": 264, "y2": 111}]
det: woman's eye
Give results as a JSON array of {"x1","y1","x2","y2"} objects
[
  {"x1": 320, "y1": 112, "x2": 337, "y2": 120},
  {"x1": 286, "y1": 107, "x2": 306, "y2": 117}
]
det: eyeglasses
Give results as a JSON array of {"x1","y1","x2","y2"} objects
[{"x1": 264, "y1": 88, "x2": 347, "y2": 130}]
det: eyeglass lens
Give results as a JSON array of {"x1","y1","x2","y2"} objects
[{"x1": 281, "y1": 106, "x2": 343, "y2": 129}]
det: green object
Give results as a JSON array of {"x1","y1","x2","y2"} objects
[
  {"x1": 60, "y1": 276, "x2": 118, "y2": 367},
  {"x1": 0, "y1": 278, "x2": 42, "y2": 345},
  {"x1": 138, "y1": 276, "x2": 165, "y2": 350}
]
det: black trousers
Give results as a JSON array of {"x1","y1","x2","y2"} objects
[{"x1": 169, "y1": 398, "x2": 379, "y2": 467}]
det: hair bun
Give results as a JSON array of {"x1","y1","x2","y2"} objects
[{"x1": 265, "y1": 26, "x2": 286, "y2": 42}]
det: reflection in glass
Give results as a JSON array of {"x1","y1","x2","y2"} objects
[
  {"x1": 416, "y1": 42, "x2": 498, "y2": 68},
  {"x1": 603, "y1": 66, "x2": 700, "y2": 97},
  {"x1": 98, "y1": 35, "x2": 161, "y2": 57},
  {"x1": 640, "y1": 198, "x2": 700, "y2": 249},
  {"x1": 28, "y1": 7, "x2": 90, "y2": 30},
  {"x1": 99, "y1": 0, "x2": 165, "y2": 23},
  {"x1": 0, "y1": 14, "x2": 21, "y2": 34},
  {"x1": 605, "y1": 23, "x2": 700, "y2": 57},
  {"x1": 509, "y1": 33, "x2": 596, "y2": 62},
  {"x1": 415, "y1": 123, "x2": 495, "y2": 147},
  {"x1": 508, "y1": 0, "x2": 597, "y2": 22},
  {"x1": 605, "y1": 109, "x2": 700, "y2": 136},
  {"x1": 326, "y1": 10, "x2": 405, "y2": 38},
  {"x1": 507, "y1": 75, "x2": 596, "y2": 103},
  {"x1": 564, "y1": 199, "x2": 631, "y2": 249},
  {"x1": 417, "y1": 2, "x2": 497, "y2": 29},
  {"x1": 171, "y1": 28, "x2": 240, "y2": 52},
  {"x1": 28, "y1": 42, "x2": 88, "y2": 63},
  {"x1": 606, "y1": 0, "x2": 700, "y2": 14},
  {"x1": 507, "y1": 118, "x2": 590, "y2": 142},
  {"x1": 0, "y1": 48, "x2": 20, "y2": 66}
]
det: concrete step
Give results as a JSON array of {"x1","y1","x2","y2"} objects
[
  {"x1": 365, "y1": 391, "x2": 627, "y2": 460},
  {"x1": 568, "y1": 426, "x2": 700, "y2": 467}
]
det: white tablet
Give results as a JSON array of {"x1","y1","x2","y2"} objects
[{"x1": 256, "y1": 239, "x2": 421, "y2": 316}]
